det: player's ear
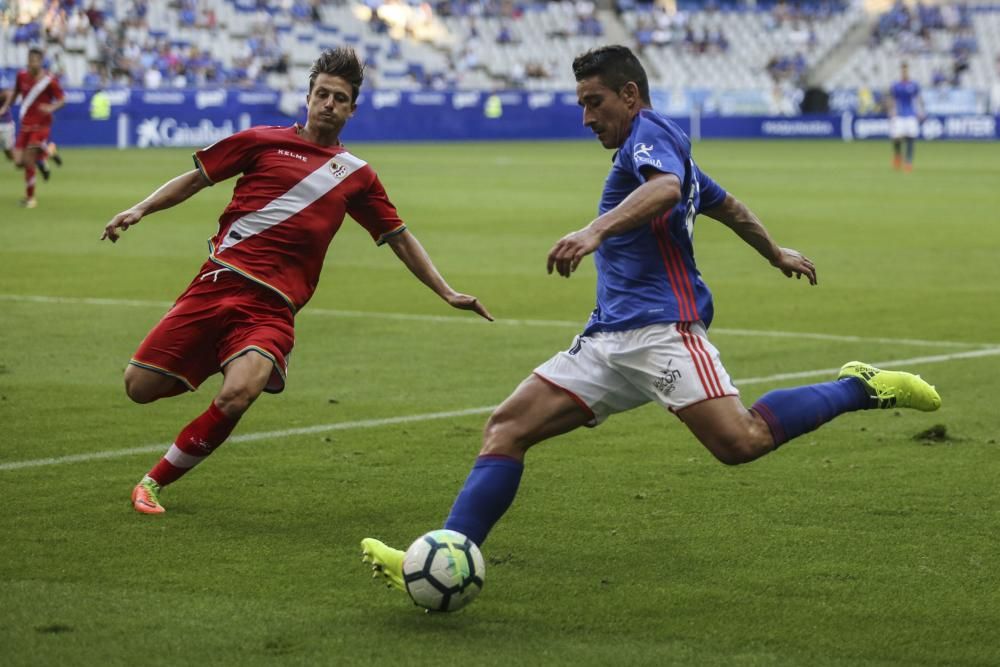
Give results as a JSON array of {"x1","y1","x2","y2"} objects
[{"x1": 621, "y1": 81, "x2": 641, "y2": 107}]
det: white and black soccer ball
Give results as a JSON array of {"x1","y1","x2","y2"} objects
[{"x1": 402, "y1": 529, "x2": 485, "y2": 612}]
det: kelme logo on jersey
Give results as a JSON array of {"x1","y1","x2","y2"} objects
[{"x1": 633, "y1": 142, "x2": 662, "y2": 168}]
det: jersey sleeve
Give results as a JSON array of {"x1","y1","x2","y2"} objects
[
  {"x1": 192, "y1": 128, "x2": 259, "y2": 184},
  {"x1": 347, "y1": 171, "x2": 406, "y2": 245},
  {"x1": 627, "y1": 117, "x2": 686, "y2": 182},
  {"x1": 696, "y1": 168, "x2": 727, "y2": 212}
]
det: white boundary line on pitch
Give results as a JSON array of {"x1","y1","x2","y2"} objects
[
  {"x1": 3, "y1": 346, "x2": 998, "y2": 473},
  {"x1": 1, "y1": 293, "x2": 994, "y2": 350}
]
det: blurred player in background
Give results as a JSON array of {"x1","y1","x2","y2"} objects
[
  {"x1": 888, "y1": 62, "x2": 924, "y2": 172},
  {"x1": 0, "y1": 89, "x2": 14, "y2": 163},
  {"x1": 102, "y1": 47, "x2": 493, "y2": 515},
  {"x1": 0, "y1": 47, "x2": 65, "y2": 207},
  {"x1": 361, "y1": 45, "x2": 942, "y2": 595}
]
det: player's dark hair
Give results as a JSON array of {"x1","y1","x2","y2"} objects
[
  {"x1": 309, "y1": 47, "x2": 365, "y2": 101},
  {"x1": 572, "y1": 45, "x2": 650, "y2": 105},
  {"x1": 28, "y1": 46, "x2": 44, "y2": 58}
]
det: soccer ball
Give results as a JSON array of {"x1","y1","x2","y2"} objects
[{"x1": 402, "y1": 529, "x2": 485, "y2": 612}]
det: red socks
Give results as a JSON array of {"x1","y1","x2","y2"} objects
[
  {"x1": 147, "y1": 403, "x2": 239, "y2": 486},
  {"x1": 25, "y1": 165, "x2": 35, "y2": 199}
]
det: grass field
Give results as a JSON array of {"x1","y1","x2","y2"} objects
[{"x1": 1, "y1": 139, "x2": 999, "y2": 666}]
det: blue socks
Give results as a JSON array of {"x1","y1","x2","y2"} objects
[
  {"x1": 444, "y1": 455, "x2": 524, "y2": 547},
  {"x1": 752, "y1": 378, "x2": 870, "y2": 447}
]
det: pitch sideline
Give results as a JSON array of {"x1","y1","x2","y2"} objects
[{"x1": 3, "y1": 346, "x2": 998, "y2": 473}]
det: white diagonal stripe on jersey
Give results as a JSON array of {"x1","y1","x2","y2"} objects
[
  {"x1": 19, "y1": 75, "x2": 53, "y2": 121},
  {"x1": 215, "y1": 151, "x2": 368, "y2": 254}
]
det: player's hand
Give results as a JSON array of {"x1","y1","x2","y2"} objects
[
  {"x1": 547, "y1": 227, "x2": 602, "y2": 278},
  {"x1": 101, "y1": 208, "x2": 144, "y2": 243},
  {"x1": 447, "y1": 293, "x2": 494, "y2": 321},
  {"x1": 38, "y1": 103, "x2": 54, "y2": 115},
  {"x1": 771, "y1": 247, "x2": 817, "y2": 285}
]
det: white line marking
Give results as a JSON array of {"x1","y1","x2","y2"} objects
[
  {"x1": 3, "y1": 347, "x2": 997, "y2": 473},
  {"x1": 0, "y1": 407, "x2": 496, "y2": 472},
  {"x1": 1, "y1": 293, "x2": 993, "y2": 349}
]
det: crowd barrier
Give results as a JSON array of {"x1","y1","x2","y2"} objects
[{"x1": 31, "y1": 88, "x2": 1000, "y2": 146}]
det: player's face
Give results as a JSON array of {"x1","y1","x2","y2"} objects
[
  {"x1": 27, "y1": 53, "x2": 43, "y2": 73},
  {"x1": 306, "y1": 74, "x2": 356, "y2": 134},
  {"x1": 576, "y1": 76, "x2": 635, "y2": 149}
]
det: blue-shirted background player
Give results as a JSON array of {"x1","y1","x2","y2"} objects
[
  {"x1": 361, "y1": 45, "x2": 942, "y2": 598},
  {"x1": 888, "y1": 62, "x2": 924, "y2": 172}
]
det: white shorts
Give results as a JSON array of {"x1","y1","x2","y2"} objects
[
  {"x1": 533, "y1": 321, "x2": 739, "y2": 426},
  {"x1": 0, "y1": 122, "x2": 14, "y2": 151},
  {"x1": 890, "y1": 116, "x2": 920, "y2": 139}
]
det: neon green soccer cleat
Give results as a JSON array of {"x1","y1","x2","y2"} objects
[
  {"x1": 361, "y1": 538, "x2": 405, "y2": 592},
  {"x1": 131, "y1": 476, "x2": 165, "y2": 514},
  {"x1": 839, "y1": 361, "x2": 941, "y2": 412}
]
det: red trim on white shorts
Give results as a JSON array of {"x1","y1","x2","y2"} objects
[{"x1": 532, "y1": 371, "x2": 596, "y2": 423}]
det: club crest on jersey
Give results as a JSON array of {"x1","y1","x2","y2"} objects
[
  {"x1": 329, "y1": 160, "x2": 349, "y2": 179},
  {"x1": 633, "y1": 142, "x2": 662, "y2": 168}
]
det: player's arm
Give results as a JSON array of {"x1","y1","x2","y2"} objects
[
  {"x1": 702, "y1": 193, "x2": 816, "y2": 285},
  {"x1": 0, "y1": 88, "x2": 14, "y2": 116},
  {"x1": 384, "y1": 229, "x2": 493, "y2": 321},
  {"x1": 40, "y1": 95, "x2": 65, "y2": 115},
  {"x1": 101, "y1": 169, "x2": 210, "y2": 242},
  {"x1": 547, "y1": 170, "x2": 680, "y2": 277}
]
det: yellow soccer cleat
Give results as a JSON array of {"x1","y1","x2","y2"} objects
[
  {"x1": 131, "y1": 476, "x2": 165, "y2": 514},
  {"x1": 361, "y1": 538, "x2": 405, "y2": 592},
  {"x1": 839, "y1": 361, "x2": 941, "y2": 412}
]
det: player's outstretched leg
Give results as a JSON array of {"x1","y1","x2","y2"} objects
[
  {"x1": 361, "y1": 538, "x2": 405, "y2": 592},
  {"x1": 838, "y1": 361, "x2": 940, "y2": 411},
  {"x1": 131, "y1": 476, "x2": 165, "y2": 514}
]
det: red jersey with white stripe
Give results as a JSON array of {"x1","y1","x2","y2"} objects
[
  {"x1": 14, "y1": 69, "x2": 64, "y2": 128},
  {"x1": 194, "y1": 125, "x2": 405, "y2": 311}
]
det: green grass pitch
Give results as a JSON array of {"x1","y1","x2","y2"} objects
[{"x1": 1, "y1": 139, "x2": 999, "y2": 666}]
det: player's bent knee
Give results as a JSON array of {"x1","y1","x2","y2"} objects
[{"x1": 123, "y1": 375, "x2": 161, "y2": 404}]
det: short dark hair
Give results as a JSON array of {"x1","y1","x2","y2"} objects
[
  {"x1": 28, "y1": 46, "x2": 44, "y2": 58},
  {"x1": 572, "y1": 45, "x2": 650, "y2": 105},
  {"x1": 309, "y1": 47, "x2": 365, "y2": 101}
]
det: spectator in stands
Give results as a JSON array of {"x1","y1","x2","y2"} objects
[{"x1": 497, "y1": 22, "x2": 519, "y2": 44}]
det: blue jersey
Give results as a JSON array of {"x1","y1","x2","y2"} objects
[
  {"x1": 890, "y1": 80, "x2": 920, "y2": 117},
  {"x1": 584, "y1": 109, "x2": 727, "y2": 335}
]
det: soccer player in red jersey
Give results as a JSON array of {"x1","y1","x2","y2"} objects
[
  {"x1": 102, "y1": 48, "x2": 493, "y2": 514},
  {"x1": 0, "y1": 47, "x2": 65, "y2": 208}
]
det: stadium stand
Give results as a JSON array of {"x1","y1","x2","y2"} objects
[{"x1": 1, "y1": 0, "x2": 997, "y2": 114}]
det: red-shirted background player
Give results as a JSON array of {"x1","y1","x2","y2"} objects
[
  {"x1": 101, "y1": 47, "x2": 494, "y2": 514},
  {"x1": 0, "y1": 47, "x2": 65, "y2": 208}
]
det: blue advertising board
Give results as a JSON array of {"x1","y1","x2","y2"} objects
[{"x1": 18, "y1": 88, "x2": 1000, "y2": 146}]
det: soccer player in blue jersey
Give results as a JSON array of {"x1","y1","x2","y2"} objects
[
  {"x1": 888, "y1": 62, "x2": 925, "y2": 172},
  {"x1": 361, "y1": 45, "x2": 941, "y2": 595}
]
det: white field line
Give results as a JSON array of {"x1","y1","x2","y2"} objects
[
  {"x1": 3, "y1": 346, "x2": 998, "y2": 473},
  {"x1": 0, "y1": 293, "x2": 993, "y2": 350}
]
